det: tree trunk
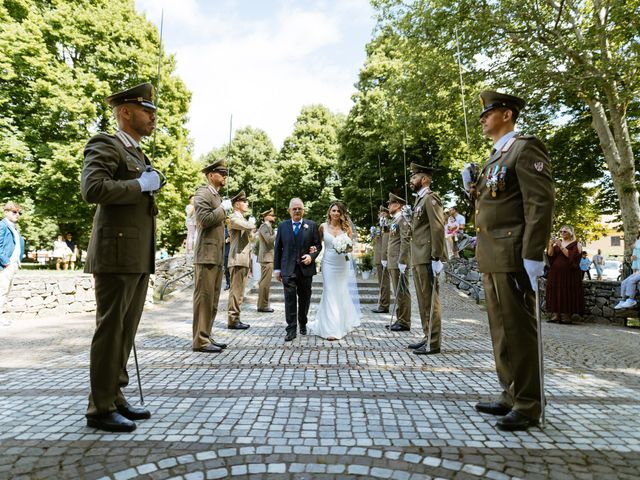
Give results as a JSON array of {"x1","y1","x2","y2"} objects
[{"x1": 586, "y1": 98, "x2": 640, "y2": 266}]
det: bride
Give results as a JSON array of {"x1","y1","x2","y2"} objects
[{"x1": 308, "y1": 201, "x2": 361, "y2": 340}]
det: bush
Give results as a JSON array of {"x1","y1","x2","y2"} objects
[{"x1": 359, "y1": 252, "x2": 373, "y2": 272}]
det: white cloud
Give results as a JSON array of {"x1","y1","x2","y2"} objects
[{"x1": 136, "y1": 0, "x2": 375, "y2": 158}]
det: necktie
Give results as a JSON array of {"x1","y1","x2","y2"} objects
[{"x1": 293, "y1": 222, "x2": 301, "y2": 236}]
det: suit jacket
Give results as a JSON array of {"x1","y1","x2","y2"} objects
[
  {"x1": 81, "y1": 132, "x2": 156, "y2": 274},
  {"x1": 387, "y1": 214, "x2": 411, "y2": 269},
  {"x1": 228, "y1": 211, "x2": 254, "y2": 268},
  {"x1": 257, "y1": 222, "x2": 275, "y2": 263},
  {"x1": 273, "y1": 219, "x2": 322, "y2": 277},
  {"x1": 0, "y1": 219, "x2": 24, "y2": 269},
  {"x1": 193, "y1": 184, "x2": 226, "y2": 265},
  {"x1": 411, "y1": 188, "x2": 445, "y2": 264},
  {"x1": 475, "y1": 135, "x2": 554, "y2": 273}
]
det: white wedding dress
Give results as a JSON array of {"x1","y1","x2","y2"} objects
[{"x1": 308, "y1": 224, "x2": 361, "y2": 339}]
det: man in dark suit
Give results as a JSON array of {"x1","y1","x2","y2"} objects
[
  {"x1": 274, "y1": 198, "x2": 322, "y2": 342},
  {"x1": 81, "y1": 82, "x2": 160, "y2": 432}
]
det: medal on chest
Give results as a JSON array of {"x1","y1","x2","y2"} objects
[{"x1": 486, "y1": 164, "x2": 507, "y2": 198}]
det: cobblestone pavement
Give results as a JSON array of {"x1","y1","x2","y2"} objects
[{"x1": 1, "y1": 276, "x2": 639, "y2": 479}]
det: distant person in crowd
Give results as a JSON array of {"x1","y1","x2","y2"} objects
[
  {"x1": 579, "y1": 251, "x2": 592, "y2": 280},
  {"x1": 185, "y1": 194, "x2": 196, "y2": 255},
  {"x1": 257, "y1": 208, "x2": 276, "y2": 313},
  {"x1": 445, "y1": 209, "x2": 462, "y2": 259},
  {"x1": 592, "y1": 249, "x2": 605, "y2": 281},
  {"x1": 65, "y1": 232, "x2": 79, "y2": 270},
  {"x1": 449, "y1": 206, "x2": 465, "y2": 257},
  {"x1": 613, "y1": 270, "x2": 640, "y2": 310},
  {"x1": 545, "y1": 225, "x2": 584, "y2": 324},
  {"x1": 631, "y1": 229, "x2": 640, "y2": 274},
  {"x1": 0, "y1": 202, "x2": 25, "y2": 326},
  {"x1": 53, "y1": 234, "x2": 72, "y2": 270},
  {"x1": 81, "y1": 83, "x2": 160, "y2": 432}
]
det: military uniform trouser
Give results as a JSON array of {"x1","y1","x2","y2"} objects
[
  {"x1": 87, "y1": 273, "x2": 149, "y2": 416},
  {"x1": 192, "y1": 263, "x2": 223, "y2": 350},
  {"x1": 413, "y1": 263, "x2": 441, "y2": 348},
  {"x1": 484, "y1": 272, "x2": 541, "y2": 420},
  {"x1": 257, "y1": 262, "x2": 273, "y2": 310},
  {"x1": 388, "y1": 268, "x2": 411, "y2": 328},
  {"x1": 375, "y1": 264, "x2": 390, "y2": 310},
  {"x1": 228, "y1": 266, "x2": 249, "y2": 326}
]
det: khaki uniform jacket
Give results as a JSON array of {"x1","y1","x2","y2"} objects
[
  {"x1": 411, "y1": 189, "x2": 445, "y2": 264},
  {"x1": 81, "y1": 133, "x2": 156, "y2": 274},
  {"x1": 193, "y1": 184, "x2": 226, "y2": 265},
  {"x1": 381, "y1": 230, "x2": 390, "y2": 262},
  {"x1": 228, "y1": 211, "x2": 254, "y2": 268},
  {"x1": 257, "y1": 222, "x2": 275, "y2": 263},
  {"x1": 387, "y1": 214, "x2": 411, "y2": 269},
  {"x1": 475, "y1": 135, "x2": 554, "y2": 273},
  {"x1": 373, "y1": 232, "x2": 382, "y2": 265}
]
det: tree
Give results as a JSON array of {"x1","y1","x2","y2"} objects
[{"x1": 0, "y1": 0, "x2": 197, "y2": 253}]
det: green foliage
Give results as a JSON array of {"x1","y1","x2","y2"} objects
[
  {"x1": 0, "y1": 0, "x2": 197, "y2": 252},
  {"x1": 358, "y1": 251, "x2": 374, "y2": 272}
]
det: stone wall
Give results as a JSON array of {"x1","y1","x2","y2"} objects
[
  {"x1": 445, "y1": 257, "x2": 635, "y2": 325},
  {"x1": 2, "y1": 255, "x2": 195, "y2": 318}
]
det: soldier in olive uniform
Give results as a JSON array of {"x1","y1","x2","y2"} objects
[
  {"x1": 469, "y1": 91, "x2": 554, "y2": 431},
  {"x1": 386, "y1": 193, "x2": 412, "y2": 331},
  {"x1": 227, "y1": 191, "x2": 255, "y2": 329},
  {"x1": 192, "y1": 160, "x2": 231, "y2": 353},
  {"x1": 372, "y1": 206, "x2": 391, "y2": 313},
  {"x1": 81, "y1": 83, "x2": 160, "y2": 432},
  {"x1": 407, "y1": 163, "x2": 445, "y2": 355},
  {"x1": 257, "y1": 208, "x2": 276, "y2": 312}
]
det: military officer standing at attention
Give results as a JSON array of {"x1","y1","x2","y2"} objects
[
  {"x1": 372, "y1": 206, "x2": 391, "y2": 314},
  {"x1": 385, "y1": 193, "x2": 412, "y2": 331},
  {"x1": 468, "y1": 91, "x2": 554, "y2": 431},
  {"x1": 257, "y1": 208, "x2": 276, "y2": 313},
  {"x1": 81, "y1": 83, "x2": 160, "y2": 432},
  {"x1": 192, "y1": 160, "x2": 231, "y2": 353},
  {"x1": 407, "y1": 163, "x2": 445, "y2": 355},
  {"x1": 227, "y1": 191, "x2": 255, "y2": 329}
]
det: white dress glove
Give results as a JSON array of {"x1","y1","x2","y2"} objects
[
  {"x1": 462, "y1": 163, "x2": 474, "y2": 193},
  {"x1": 523, "y1": 259, "x2": 544, "y2": 290},
  {"x1": 221, "y1": 199, "x2": 232, "y2": 211},
  {"x1": 398, "y1": 263, "x2": 407, "y2": 274},
  {"x1": 432, "y1": 260, "x2": 444, "y2": 274},
  {"x1": 248, "y1": 216, "x2": 256, "y2": 226},
  {"x1": 381, "y1": 260, "x2": 387, "y2": 268},
  {"x1": 137, "y1": 170, "x2": 160, "y2": 192}
]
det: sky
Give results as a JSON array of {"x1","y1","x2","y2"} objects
[{"x1": 135, "y1": 0, "x2": 377, "y2": 159}]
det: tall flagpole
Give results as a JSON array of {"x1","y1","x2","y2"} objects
[
  {"x1": 226, "y1": 114, "x2": 232, "y2": 197},
  {"x1": 455, "y1": 27, "x2": 470, "y2": 146}
]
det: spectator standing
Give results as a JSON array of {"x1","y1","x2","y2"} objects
[
  {"x1": 631, "y1": 230, "x2": 640, "y2": 274},
  {"x1": 450, "y1": 206, "x2": 465, "y2": 257},
  {"x1": 579, "y1": 251, "x2": 592, "y2": 280},
  {"x1": 185, "y1": 195, "x2": 196, "y2": 255},
  {"x1": 65, "y1": 233, "x2": 78, "y2": 270},
  {"x1": 0, "y1": 202, "x2": 25, "y2": 326},
  {"x1": 592, "y1": 249, "x2": 605, "y2": 281},
  {"x1": 53, "y1": 234, "x2": 72, "y2": 270},
  {"x1": 444, "y1": 210, "x2": 461, "y2": 259},
  {"x1": 545, "y1": 225, "x2": 584, "y2": 324}
]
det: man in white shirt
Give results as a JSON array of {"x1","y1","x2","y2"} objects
[{"x1": 0, "y1": 201, "x2": 25, "y2": 326}]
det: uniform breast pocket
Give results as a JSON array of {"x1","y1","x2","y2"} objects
[
  {"x1": 124, "y1": 156, "x2": 143, "y2": 175},
  {"x1": 99, "y1": 227, "x2": 139, "y2": 266},
  {"x1": 492, "y1": 229, "x2": 522, "y2": 269}
]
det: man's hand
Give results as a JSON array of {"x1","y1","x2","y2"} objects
[
  {"x1": 381, "y1": 260, "x2": 387, "y2": 268},
  {"x1": 523, "y1": 259, "x2": 545, "y2": 290},
  {"x1": 137, "y1": 170, "x2": 160, "y2": 192},
  {"x1": 275, "y1": 271, "x2": 282, "y2": 283},
  {"x1": 221, "y1": 198, "x2": 232, "y2": 211},
  {"x1": 301, "y1": 254, "x2": 312, "y2": 265},
  {"x1": 309, "y1": 246, "x2": 317, "y2": 254},
  {"x1": 432, "y1": 260, "x2": 443, "y2": 274},
  {"x1": 398, "y1": 263, "x2": 406, "y2": 274}
]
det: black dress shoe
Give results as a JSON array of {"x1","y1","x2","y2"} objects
[
  {"x1": 228, "y1": 322, "x2": 250, "y2": 330},
  {"x1": 194, "y1": 344, "x2": 223, "y2": 353},
  {"x1": 475, "y1": 402, "x2": 511, "y2": 416},
  {"x1": 117, "y1": 403, "x2": 151, "y2": 420},
  {"x1": 385, "y1": 322, "x2": 398, "y2": 330},
  {"x1": 284, "y1": 332, "x2": 296, "y2": 342},
  {"x1": 209, "y1": 341, "x2": 228, "y2": 349},
  {"x1": 390, "y1": 324, "x2": 410, "y2": 331},
  {"x1": 408, "y1": 340, "x2": 426, "y2": 350},
  {"x1": 258, "y1": 308, "x2": 275, "y2": 313},
  {"x1": 86, "y1": 412, "x2": 136, "y2": 433},
  {"x1": 371, "y1": 307, "x2": 389, "y2": 313},
  {"x1": 300, "y1": 327, "x2": 307, "y2": 335},
  {"x1": 495, "y1": 410, "x2": 539, "y2": 431},
  {"x1": 413, "y1": 345, "x2": 440, "y2": 355}
]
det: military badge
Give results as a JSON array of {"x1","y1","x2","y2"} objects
[{"x1": 534, "y1": 161, "x2": 544, "y2": 172}]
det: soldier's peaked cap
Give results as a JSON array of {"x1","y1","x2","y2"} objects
[
  {"x1": 106, "y1": 82, "x2": 156, "y2": 110},
  {"x1": 387, "y1": 192, "x2": 406, "y2": 205},
  {"x1": 379, "y1": 205, "x2": 389, "y2": 213},
  {"x1": 201, "y1": 159, "x2": 228, "y2": 175},
  {"x1": 409, "y1": 162, "x2": 436, "y2": 175},
  {"x1": 480, "y1": 91, "x2": 525, "y2": 118},
  {"x1": 261, "y1": 208, "x2": 275, "y2": 218},
  {"x1": 231, "y1": 190, "x2": 247, "y2": 203}
]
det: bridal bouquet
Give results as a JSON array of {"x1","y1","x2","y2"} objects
[{"x1": 333, "y1": 233, "x2": 353, "y2": 261}]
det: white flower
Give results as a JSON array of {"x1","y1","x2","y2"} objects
[{"x1": 333, "y1": 233, "x2": 353, "y2": 261}]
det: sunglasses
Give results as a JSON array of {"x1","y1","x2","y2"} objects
[{"x1": 6, "y1": 210, "x2": 21, "y2": 215}]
